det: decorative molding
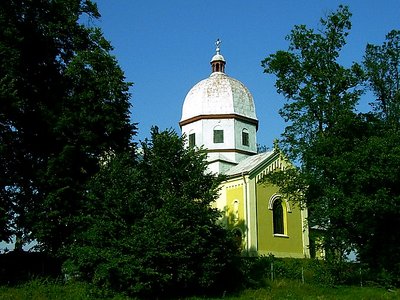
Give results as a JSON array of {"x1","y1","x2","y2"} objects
[
  {"x1": 268, "y1": 193, "x2": 291, "y2": 213},
  {"x1": 255, "y1": 156, "x2": 284, "y2": 183},
  {"x1": 226, "y1": 183, "x2": 243, "y2": 189},
  {"x1": 179, "y1": 113, "x2": 259, "y2": 130}
]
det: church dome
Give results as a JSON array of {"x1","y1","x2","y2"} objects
[
  {"x1": 180, "y1": 39, "x2": 258, "y2": 126},
  {"x1": 180, "y1": 72, "x2": 257, "y2": 123}
]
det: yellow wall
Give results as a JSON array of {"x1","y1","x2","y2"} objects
[
  {"x1": 256, "y1": 183, "x2": 306, "y2": 258},
  {"x1": 216, "y1": 153, "x2": 310, "y2": 258},
  {"x1": 225, "y1": 182, "x2": 246, "y2": 234}
]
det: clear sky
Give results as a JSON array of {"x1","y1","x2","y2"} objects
[{"x1": 92, "y1": 0, "x2": 400, "y2": 148}]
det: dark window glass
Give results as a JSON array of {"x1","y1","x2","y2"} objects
[
  {"x1": 273, "y1": 199, "x2": 284, "y2": 234},
  {"x1": 213, "y1": 130, "x2": 224, "y2": 143},
  {"x1": 242, "y1": 130, "x2": 249, "y2": 146},
  {"x1": 189, "y1": 133, "x2": 195, "y2": 147}
]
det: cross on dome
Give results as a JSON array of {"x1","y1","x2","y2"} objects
[{"x1": 215, "y1": 38, "x2": 221, "y2": 55}]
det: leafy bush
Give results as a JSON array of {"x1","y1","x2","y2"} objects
[{"x1": 64, "y1": 129, "x2": 241, "y2": 298}]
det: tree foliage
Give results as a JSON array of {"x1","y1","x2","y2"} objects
[
  {"x1": 262, "y1": 5, "x2": 400, "y2": 279},
  {"x1": 0, "y1": 0, "x2": 135, "y2": 253},
  {"x1": 261, "y1": 5, "x2": 364, "y2": 248},
  {"x1": 65, "y1": 129, "x2": 240, "y2": 298},
  {"x1": 364, "y1": 30, "x2": 400, "y2": 125},
  {"x1": 262, "y1": 5, "x2": 363, "y2": 162}
]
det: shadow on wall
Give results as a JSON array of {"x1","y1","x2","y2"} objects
[{"x1": 219, "y1": 207, "x2": 258, "y2": 257}]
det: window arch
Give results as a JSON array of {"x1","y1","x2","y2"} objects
[
  {"x1": 268, "y1": 193, "x2": 291, "y2": 212},
  {"x1": 242, "y1": 128, "x2": 249, "y2": 146},
  {"x1": 213, "y1": 125, "x2": 224, "y2": 143}
]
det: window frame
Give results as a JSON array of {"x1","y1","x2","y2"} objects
[
  {"x1": 268, "y1": 194, "x2": 290, "y2": 237},
  {"x1": 272, "y1": 198, "x2": 285, "y2": 235},
  {"x1": 213, "y1": 129, "x2": 224, "y2": 143},
  {"x1": 188, "y1": 132, "x2": 196, "y2": 147},
  {"x1": 242, "y1": 129, "x2": 249, "y2": 146}
]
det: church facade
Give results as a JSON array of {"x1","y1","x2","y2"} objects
[{"x1": 180, "y1": 41, "x2": 310, "y2": 258}]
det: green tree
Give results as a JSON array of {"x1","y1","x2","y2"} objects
[
  {"x1": 0, "y1": 0, "x2": 135, "y2": 253},
  {"x1": 261, "y1": 5, "x2": 364, "y2": 258},
  {"x1": 262, "y1": 5, "x2": 363, "y2": 162},
  {"x1": 263, "y1": 5, "x2": 400, "y2": 281},
  {"x1": 364, "y1": 30, "x2": 400, "y2": 126},
  {"x1": 65, "y1": 129, "x2": 240, "y2": 298},
  {"x1": 359, "y1": 30, "x2": 400, "y2": 278},
  {"x1": 262, "y1": 6, "x2": 362, "y2": 250}
]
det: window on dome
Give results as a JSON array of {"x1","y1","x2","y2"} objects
[
  {"x1": 213, "y1": 129, "x2": 224, "y2": 143},
  {"x1": 189, "y1": 133, "x2": 195, "y2": 148},
  {"x1": 242, "y1": 129, "x2": 249, "y2": 146}
]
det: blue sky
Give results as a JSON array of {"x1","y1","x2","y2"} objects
[{"x1": 93, "y1": 0, "x2": 400, "y2": 148}]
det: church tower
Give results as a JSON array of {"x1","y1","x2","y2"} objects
[{"x1": 180, "y1": 40, "x2": 258, "y2": 174}]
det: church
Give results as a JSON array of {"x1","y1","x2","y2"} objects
[{"x1": 180, "y1": 40, "x2": 310, "y2": 258}]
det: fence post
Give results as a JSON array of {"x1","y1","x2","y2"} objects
[{"x1": 271, "y1": 261, "x2": 274, "y2": 281}]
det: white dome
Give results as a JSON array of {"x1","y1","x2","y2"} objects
[{"x1": 180, "y1": 72, "x2": 257, "y2": 123}]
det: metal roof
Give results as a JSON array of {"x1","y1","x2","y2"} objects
[{"x1": 225, "y1": 150, "x2": 275, "y2": 177}]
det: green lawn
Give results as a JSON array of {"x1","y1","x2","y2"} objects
[
  {"x1": 0, "y1": 279, "x2": 398, "y2": 300},
  {"x1": 197, "y1": 280, "x2": 400, "y2": 300}
]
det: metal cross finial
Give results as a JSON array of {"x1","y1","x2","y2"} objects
[{"x1": 215, "y1": 38, "x2": 221, "y2": 54}]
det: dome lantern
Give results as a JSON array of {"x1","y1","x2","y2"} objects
[{"x1": 211, "y1": 39, "x2": 226, "y2": 73}]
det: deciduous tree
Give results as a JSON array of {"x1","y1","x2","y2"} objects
[
  {"x1": 263, "y1": 6, "x2": 400, "y2": 281},
  {"x1": 0, "y1": 0, "x2": 135, "y2": 253},
  {"x1": 364, "y1": 30, "x2": 400, "y2": 126},
  {"x1": 261, "y1": 5, "x2": 364, "y2": 258},
  {"x1": 65, "y1": 129, "x2": 239, "y2": 298}
]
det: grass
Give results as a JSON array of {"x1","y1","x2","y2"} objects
[
  {"x1": 0, "y1": 279, "x2": 398, "y2": 300},
  {"x1": 203, "y1": 280, "x2": 400, "y2": 300},
  {"x1": 0, "y1": 279, "x2": 94, "y2": 300}
]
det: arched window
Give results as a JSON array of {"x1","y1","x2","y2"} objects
[
  {"x1": 233, "y1": 200, "x2": 239, "y2": 222},
  {"x1": 213, "y1": 125, "x2": 224, "y2": 143},
  {"x1": 242, "y1": 128, "x2": 249, "y2": 146},
  {"x1": 268, "y1": 194, "x2": 290, "y2": 236},
  {"x1": 273, "y1": 198, "x2": 284, "y2": 235}
]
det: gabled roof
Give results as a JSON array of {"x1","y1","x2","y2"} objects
[{"x1": 225, "y1": 150, "x2": 276, "y2": 177}]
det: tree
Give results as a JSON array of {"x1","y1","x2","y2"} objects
[
  {"x1": 262, "y1": 5, "x2": 363, "y2": 162},
  {"x1": 364, "y1": 30, "x2": 400, "y2": 126},
  {"x1": 359, "y1": 30, "x2": 400, "y2": 278},
  {"x1": 261, "y1": 5, "x2": 364, "y2": 258},
  {"x1": 262, "y1": 5, "x2": 400, "y2": 281},
  {"x1": 0, "y1": 0, "x2": 135, "y2": 254},
  {"x1": 65, "y1": 128, "x2": 240, "y2": 298}
]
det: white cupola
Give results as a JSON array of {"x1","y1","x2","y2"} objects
[{"x1": 180, "y1": 39, "x2": 258, "y2": 174}]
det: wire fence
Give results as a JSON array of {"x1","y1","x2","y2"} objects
[{"x1": 241, "y1": 256, "x2": 385, "y2": 287}]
